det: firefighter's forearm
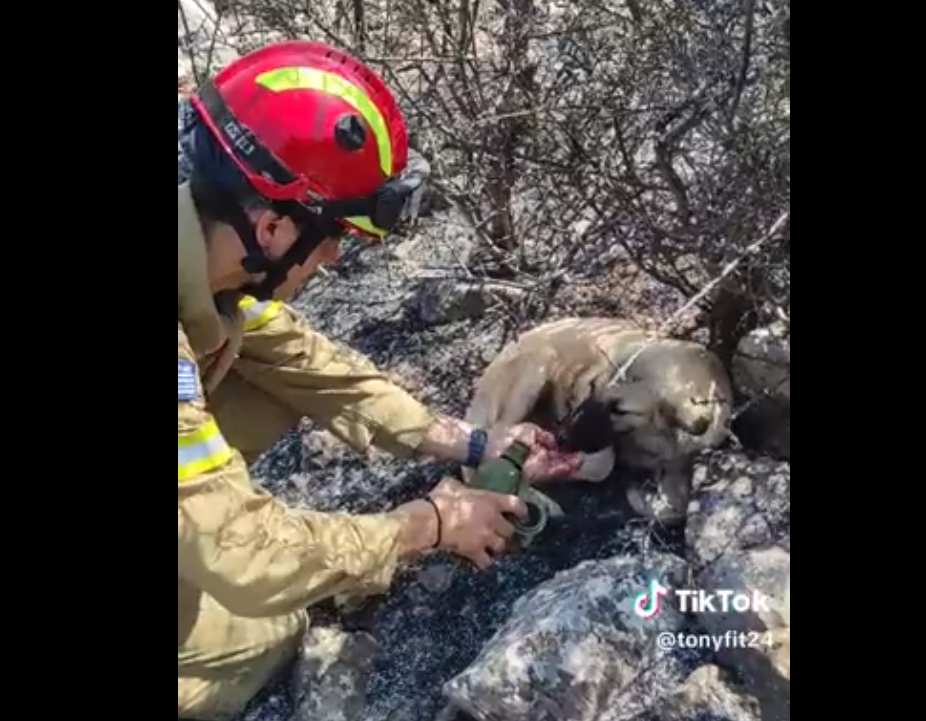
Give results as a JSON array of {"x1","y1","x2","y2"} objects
[
  {"x1": 389, "y1": 498, "x2": 440, "y2": 556},
  {"x1": 416, "y1": 414, "x2": 477, "y2": 464},
  {"x1": 234, "y1": 301, "x2": 439, "y2": 458}
]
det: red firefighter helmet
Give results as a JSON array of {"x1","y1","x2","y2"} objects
[{"x1": 190, "y1": 40, "x2": 420, "y2": 240}]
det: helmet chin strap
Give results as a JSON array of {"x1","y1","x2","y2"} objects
[
  {"x1": 189, "y1": 169, "x2": 338, "y2": 302},
  {"x1": 224, "y1": 198, "x2": 332, "y2": 302}
]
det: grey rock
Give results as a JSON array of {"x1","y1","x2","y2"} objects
[
  {"x1": 686, "y1": 451, "x2": 790, "y2": 568},
  {"x1": 733, "y1": 322, "x2": 790, "y2": 405},
  {"x1": 291, "y1": 626, "x2": 381, "y2": 721},
  {"x1": 731, "y1": 322, "x2": 790, "y2": 461},
  {"x1": 696, "y1": 547, "x2": 789, "y2": 637},
  {"x1": 684, "y1": 452, "x2": 790, "y2": 721},
  {"x1": 409, "y1": 277, "x2": 528, "y2": 326},
  {"x1": 695, "y1": 548, "x2": 790, "y2": 721},
  {"x1": 655, "y1": 664, "x2": 760, "y2": 721},
  {"x1": 442, "y1": 552, "x2": 702, "y2": 721},
  {"x1": 387, "y1": 220, "x2": 477, "y2": 270}
]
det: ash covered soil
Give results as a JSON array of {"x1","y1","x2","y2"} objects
[{"x1": 238, "y1": 214, "x2": 691, "y2": 721}]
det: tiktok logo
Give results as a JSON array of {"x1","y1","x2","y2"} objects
[{"x1": 634, "y1": 579, "x2": 670, "y2": 619}]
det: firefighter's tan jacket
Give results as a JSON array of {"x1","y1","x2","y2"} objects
[{"x1": 177, "y1": 181, "x2": 438, "y2": 626}]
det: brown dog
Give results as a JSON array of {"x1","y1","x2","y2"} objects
[{"x1": 463, "y1": 317, "x2": 732, "y2": 523}]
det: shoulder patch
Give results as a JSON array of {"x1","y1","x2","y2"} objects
[{"x1": 178, "y1": 359, "x2": 199, "y2": 401}]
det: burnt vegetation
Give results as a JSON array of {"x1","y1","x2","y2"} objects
[{"x1": 181, "y1": 0, "x2": 790, "y2": 364}]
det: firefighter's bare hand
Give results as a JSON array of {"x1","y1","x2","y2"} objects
[
  {"x1": 486, "y1": 423, "x2": 583, "y2": 483},
  {"x1": 428, "y1": 477, "x2": 527, "y2": 569}
]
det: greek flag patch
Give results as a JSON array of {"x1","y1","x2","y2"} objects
[{"x1": 178, "y1": 359, "x2": 199, "y2": 401}]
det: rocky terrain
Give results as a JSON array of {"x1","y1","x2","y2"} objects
[{"x1": 215, "y1": 213, "x2": 791, "y2": 721}]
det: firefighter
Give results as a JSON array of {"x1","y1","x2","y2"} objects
[{"x1": 178, "y1": 40, "x2": 581, "y2": 719}]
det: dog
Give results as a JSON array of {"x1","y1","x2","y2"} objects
[{"x1": 463, "y1": 317, "x2": 732, "y2": 524}]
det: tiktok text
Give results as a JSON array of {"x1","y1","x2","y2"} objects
[{"x1": 656, "y1": 630, "x2": 774, "y2": 653}]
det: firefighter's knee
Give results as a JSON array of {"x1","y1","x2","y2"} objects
[{"x1": 178, "y1": 595, "x2": 307, "y2": 720}]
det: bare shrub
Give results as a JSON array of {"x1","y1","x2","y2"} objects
[{"x1": 180, "y1": 0, "x2": 790, "y2": 359}]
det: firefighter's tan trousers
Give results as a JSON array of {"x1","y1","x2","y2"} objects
[{"x1": 178, "y1": 372, "x2": 307, "y2": 720}]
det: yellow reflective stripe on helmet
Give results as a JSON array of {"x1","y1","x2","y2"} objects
[
  {"x1": 178, "y1": 417, "x2": 234, "y2": 482},
  {"x1": 254, "y1": 66, "x2": 393, "y2": 177},
  {"x1": 238, "y1": 295, "x2": 283, "y2": 331}
]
